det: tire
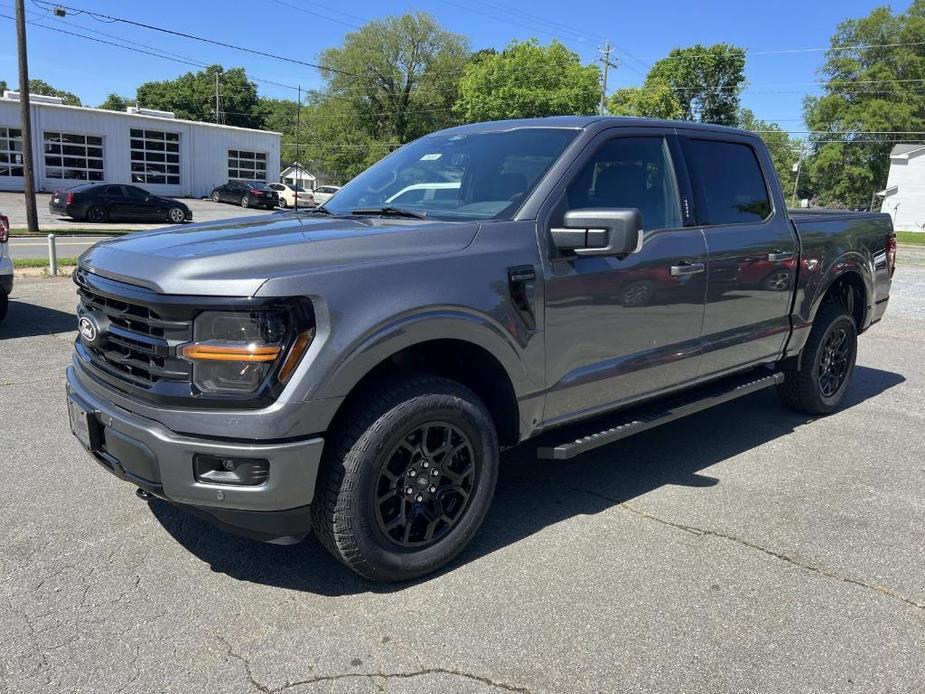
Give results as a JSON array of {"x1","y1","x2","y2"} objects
[
  {"x1": 278, "y1": 198, "x2": 288, "y2": 208},
  {"x1": 0, "y1": 289, "x2": 8, "y2": 323},
  {"x1": 167, "y1": 207, "x2": 186, "y2": 224},
  {"x1": 240, "y1": 196, "x2": 250, "y2": 208},
  {"x1": 778, "y1": 303, "x2": 858, "y2": 415},
  {"x1": 86, "y1": 205, "x2": 108, "y2": 223},
  {"x1": 311, "y1": 375, "x2": 499, "y2": 582},
  {"x1": 211, "y1": 191, "x2": 221, "y2": 203}
]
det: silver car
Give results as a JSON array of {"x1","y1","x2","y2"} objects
[{"x1": 0, "y1": 211, "x2": 11, "y2": 323}]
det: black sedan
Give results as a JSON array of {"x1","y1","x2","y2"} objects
[
  {"x1": 210, "y1": 181, "x2": 279, "y2": 209},
  {"x1": 49, "y1": 184, "x2": 192, "y2": 224}
]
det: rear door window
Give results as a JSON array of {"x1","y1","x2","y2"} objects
[{"x1": 683, "y1": 139, "x2": 772, "y2": 225}]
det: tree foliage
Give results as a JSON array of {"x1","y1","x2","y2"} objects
[
  {"x1": 0, "y1": 78, "x2": 82, "y2": 105},
  {"x1": 136, "y1": 66, "x2": 261, "y2": 127},
  {"x1": 97, "y1": 93, "x2": 136, "y2": 111},
  {"x1": 803, "y1": 0, "x2": 925, "y2": 207},
  {"x1": 318, "y1": 12, "x2": 469, "y2": 146},
  {"x1": 609, "y1": 44, "x2": 746, "y2": 125},
  {"x1": 455, "y1": 39, "x2": 599, "y2": 122}
]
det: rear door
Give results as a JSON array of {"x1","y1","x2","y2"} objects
[
  {"x1": 678, "y1": 133, "x2": 798, "y2": 377},
  {"x1": 121, "y1": 185, "x2": 157, "y2": 219},
  {"x1": 102, "y1": 185, "x2": 131, "y2": 219},
  {"x1": 541, "y1": 130, "x2": 709, "y2": 425}
]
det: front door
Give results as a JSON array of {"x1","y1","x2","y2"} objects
[
  {"x1": 678, "y1": 134, "x2": 799, "y2": 377},
  {"x1": 542, "y1": 132, "x2": 708, "y2": 426}
]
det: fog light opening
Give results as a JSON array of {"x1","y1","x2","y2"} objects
[{"x1": 194, "y1": 454, "x2": 270, "y2": 486}]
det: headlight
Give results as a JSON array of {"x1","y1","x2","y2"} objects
[{"x1": 180, "y1": 304, "x2": 314, "y2": 396}]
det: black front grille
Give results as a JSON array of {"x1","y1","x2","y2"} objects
[{"x1": 75, "y1": 272, "x2": 192, "y2": 389}]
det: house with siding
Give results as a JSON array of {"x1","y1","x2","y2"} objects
[{"x1": 879, "y1": 144, "x2": 925, "y2": 231}]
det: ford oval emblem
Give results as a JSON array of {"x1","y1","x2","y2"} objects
[{"x1": 78, "y1": 315, "x2": 99, "y2": 343}]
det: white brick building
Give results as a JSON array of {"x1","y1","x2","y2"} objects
[
  {"x1": 0, "y1": 93, "x2": 281, "y2": 198},
  {"x1": 880, "y1": 144, "x2": 925, "y2": 232}
]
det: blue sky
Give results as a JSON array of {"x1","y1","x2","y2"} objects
[{"x1": 0, "y1": 0, "x2": 914, "y2": 132}]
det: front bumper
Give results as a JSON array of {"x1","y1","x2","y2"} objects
[{"x1": 66, "y1": 366, "x2": 324, "y2": 542}]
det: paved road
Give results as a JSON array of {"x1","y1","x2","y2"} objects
[
  {"x1": 9, "y1": 235, "x2": 109, "y2": 260},
  {"x1": 1, "y1": 268, "x2": 923, "y2": 693}
]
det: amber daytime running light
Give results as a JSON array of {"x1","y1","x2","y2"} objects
[{"x1": 180, "y1": 342, "x2": 282, "y2": 362}]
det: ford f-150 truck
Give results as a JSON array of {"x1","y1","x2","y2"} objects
[{"x1": 67, "y1": 117, "x2": 896, "y2": 581}]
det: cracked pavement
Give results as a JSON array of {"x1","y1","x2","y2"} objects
[{"x1": 1, "y1": 263, "x2": 923, "y2": 694}]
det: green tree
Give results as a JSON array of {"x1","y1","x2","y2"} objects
[
  {"x1": 803, "y1": 1, "x2": 925, "y2": 208},
  {"x1": 2, "y1": 78, "x2": 82, "y2": 105},
  {"x1": 255, "y1": 97, "x2": 316, "y2": 167},
  {"x1": 738, "y1": 109, "x2": 802, "y2": 200},
  {"x1": 318, "y1": 12, "x2": 469, "y2": 146},
  {"x1": 608, "y1": 79, "x2": 684, "y2": 120},
  {"x1": 455, "y1": 39, "x2": 599, "y2": 121},
  {"x1": 136, "y1": 66, "x2": 261, "y2": 127},
  {"x1": 609, "y1": 44, "x2": 746, "y2": 125},
  {"x1": 97, "y1": 93, "x2": 136, "y2": 111},
  {"x1": 301, "y1": 98, "x2": 391, "y2": 183}
]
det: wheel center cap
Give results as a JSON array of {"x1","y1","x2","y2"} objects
[{"x1": 416, "y1": 476, "x2": 428, "y2": 488}]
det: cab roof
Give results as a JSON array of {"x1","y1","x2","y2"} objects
[{"x1": 434, "y1": 116, "x2": 754, "y2": 139}]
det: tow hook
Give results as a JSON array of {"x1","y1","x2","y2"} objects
[{"x1": 135, "y1": 488, "x2": 154, "y2": 501}]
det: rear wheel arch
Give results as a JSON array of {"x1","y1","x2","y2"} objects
[{"x1": 813, "y1": 268, "x2": 868, "y2": 331}]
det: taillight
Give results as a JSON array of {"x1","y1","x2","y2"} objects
[
  {"x1": 886, "y1": 234, "x2": 897, "y2": 277},
  {"x1": 253, "y1": 190, "x2": 264, "y2": 196},
  {"x1": 0, "y1": 214, "x2": 9, "y2": 244},
  {"x1": 66, "y1": 191, "x2": 74, "y2": 205}
]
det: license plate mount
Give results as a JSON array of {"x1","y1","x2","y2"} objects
[{"x1": 67, "y1": 396, "x2": 101, "y2": 452}]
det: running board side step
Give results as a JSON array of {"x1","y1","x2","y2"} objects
[{"x1": 536, "y1": 371, "x2": 784, "y2": 460}]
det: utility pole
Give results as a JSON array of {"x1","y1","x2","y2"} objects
[
  {"x1": 16, "y1": 0, "x2": 39, "y2": 233},
  {"x1": 791, "y1": 144, "x2": 805, "y2": 208},
  {"x1": 295, "y1": 84, "x2": 301, "y2": 210},
  {"x1": 598, "y1": 41, "x2": 619, "y2": 116}
]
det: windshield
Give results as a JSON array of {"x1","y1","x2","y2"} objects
[{"x1": 323, "y1": 128, "x2": 578, "y2": 221}]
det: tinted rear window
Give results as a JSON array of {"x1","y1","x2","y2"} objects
[{"x1": 684, "y1": 139, "x2": 771, "y2": 225}]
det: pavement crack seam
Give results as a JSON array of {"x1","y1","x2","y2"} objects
[
  {"x1": 562, "y1": 484, "x2": 924, "y2": 611},
  {"x1": 272, "y1": 669, "x2": 532, "y2": 693},
  {"x1": 218, "y1": 638, "x2": 531, "y2": 694}
]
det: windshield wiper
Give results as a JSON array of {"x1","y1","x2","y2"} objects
[
  {"x1": 298, "y1": 205, "x2": 332, "y2": 215},
  {"x1": 350, "y1": 206, "x2": 428, "y2": 219}
]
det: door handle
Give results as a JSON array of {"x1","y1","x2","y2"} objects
[
  {"x1": 767, "y1": 250, "x2": 794, "y2": 262},
  {"x1": 670, "y1": 262, "x2": 705, "y2": 276}
]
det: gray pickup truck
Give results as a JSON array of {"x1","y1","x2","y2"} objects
[{"x1": 67, "y1": 117, "x2": 896, "y2": 581}]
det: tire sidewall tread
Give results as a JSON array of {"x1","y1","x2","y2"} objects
[{"x1": 312, "y1": 375, "x2": 499, "y2": 582}]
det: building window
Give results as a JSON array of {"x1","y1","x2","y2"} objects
[
  {"x1": 228, "y1": 149, "x2": 267, "y2": 181},
  {"x1": 130, "y1": 129, "x2": 180, "y2": 185},
  {"x1": 0, "y1": 127, "x2": 24, "y2": 177},
  {"x1": 43, "y1": 131, "x2": 104, "y2": 181}
]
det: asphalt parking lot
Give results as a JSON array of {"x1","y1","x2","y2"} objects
[
  {"x1": 1, "y1": 259, "x2": 923, "y2": 693},
  {"x1": 0, "y1": 191, "x2": 279, "y2": 231}
]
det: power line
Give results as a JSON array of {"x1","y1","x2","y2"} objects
[{"x1": 31, "y1": 0, "x2": 364, "y2": 77}]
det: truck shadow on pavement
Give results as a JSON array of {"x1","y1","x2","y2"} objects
[
  {"x1": 0, "y1": 299, "x2": 75, "y2": 339},
  {"x1": 149, "y1": 365, "x2": 904, "y2": 595}
]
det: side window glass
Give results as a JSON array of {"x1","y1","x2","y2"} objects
[
  {"x1": 564, "y1": 137, "x2": 681, "y2": 231},
  {"x1": 684, "y1": 139, "x2": 771, "y2": 225}
]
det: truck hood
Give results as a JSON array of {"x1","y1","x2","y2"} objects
[{"x1": 79, "y1": 213, "x2": 480, "y2": 296}]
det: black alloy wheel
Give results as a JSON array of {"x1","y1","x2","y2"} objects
[
  {"x1": 373, "y1": 421, "x2": 477, "y2": 548},
  {"x1": 818, "y1": 325, "x2": 851, "y2": 397},
  {"x1": 87, "y1": 205, "x2": 108, "y2": 223}
]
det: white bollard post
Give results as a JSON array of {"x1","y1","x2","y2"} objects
[{"x1": 48, "y1": 233, "x2": 57, "y2": 276}]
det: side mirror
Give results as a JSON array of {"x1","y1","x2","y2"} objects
[{"x1": 551, "y1": 208, "x2": 643, "y2": 256}]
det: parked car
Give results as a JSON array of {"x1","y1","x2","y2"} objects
[
  {"x1": 48, "y1": 184, "x2": 192, "y2": 224},
  {"x1": 311, "y1": 185, "x2": 341, "y2": 205},
  {"x1": 67, "y1": 117, "x2": 896, "y2": 583},
  {"x1": 385, "y1": 181, "x2": 460, "y2": 206},
  {"x1": 267, "y1": 182, "x2": 314, "y2": 209},
  {"x1": 0, "y1": 211, "x2": 10, "y2": 323},
  {"x1": 210, "y1": 181, "x2": 279, "y2": 209}
]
